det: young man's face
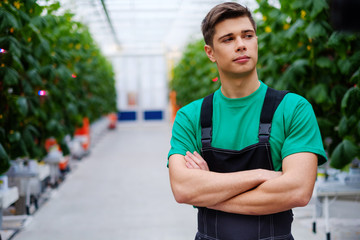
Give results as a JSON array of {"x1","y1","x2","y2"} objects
[{"x1": 205, "y1": 16, "x2": 258, "y2": 79}]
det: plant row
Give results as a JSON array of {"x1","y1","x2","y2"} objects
[{"x1": 0, "y1": 0, "x2": 117, "y2": 173}]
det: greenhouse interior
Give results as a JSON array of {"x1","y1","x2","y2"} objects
[{"x1": 0, "y1": 0, "x2": 359, "y2": 239}]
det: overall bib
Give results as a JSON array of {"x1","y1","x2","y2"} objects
[{"x1": 195, "y1": 88, "x2": 294, "y2": 240}]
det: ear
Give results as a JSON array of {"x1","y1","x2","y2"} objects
[{"x1": 204, "y1": 44, "x2": 216, "y2": 63}]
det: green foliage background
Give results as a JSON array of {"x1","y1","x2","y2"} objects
[
  {"x1": 170, "y1": 0, "x2": 360, "y2": 169},
  {"x1": 256, "y1": 0, "x2": 360, "y2": 169},
  {"x1": 0, "y1": 0, "x2": 117, "y2": 173},
  {"x1": 170, "y1": 39, "x2": 220, "y2": 107}
]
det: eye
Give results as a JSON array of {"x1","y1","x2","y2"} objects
[
  {"x1": 244, "y1": 34, "x2": 254, "y2": 39},
  {"x1": 223, "y1": 37, "x2": 233, "y2": 42}
]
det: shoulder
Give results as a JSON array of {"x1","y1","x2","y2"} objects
[
  {"x1": 274, "y1": 91, "x2": 317, "y2": 132},
  {"x1": 174, "y1": 97, "x2": 204, "y2": 129},
  {"x1": 280, "y1": 92, "x2": 314, "y2": 115},
  {"x1": 283, "y1": 92, "x2": 310, "y2": 106},
  {"x1": 277, "y1": 92, "x2": 320, "y2": 135}
]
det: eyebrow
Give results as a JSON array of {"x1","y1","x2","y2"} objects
[{"x1": 218, "y1": 29, "x2": 255, "y2": 41}]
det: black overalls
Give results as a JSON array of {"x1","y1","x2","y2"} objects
[{"x1": 195, "y1": 87, "x2": 294, "y2": 240}]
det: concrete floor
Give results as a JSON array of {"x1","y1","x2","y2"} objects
[{"x1": 11, "y1": 122, "x2": 360, "y2": 240}]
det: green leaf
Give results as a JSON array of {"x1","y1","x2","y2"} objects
[
  {"x1": 331, "y1": 139, "x2": 358, "y2": 169},
  {"x1": 341, "y1": 87, "x2": 360, "y2": 117},
  {"x1": 31, "y1": 16, "x2": 47, "y2": 29},
  {"x1": 46, "y1": 119, "x2": 58, "y2": 131},
  {"x1": 338, "y1": 117, "x2": 348, "y2": 137},
  {"x1": 290, "y1": 59, "x2": 309, "y2": 74},
  {"x1": 11, "y1": 55, "x2": 24, "y2": 71},
  {"x1": 343, "y1": 140, "x2": 358, "y2": 158},
  {"x1": 9, "y1": 40, "x2": 21, "y2": 58},
  {"x1": 26, "y1": 1, "x2": 43, "y2": 16},
  {"x1": 46, "y1": 2, "x2": 61, "y2": 14},
  {"x1": 66, "y1": 103, "x2": 78, "y2": 115},
  {"x1": 0, "y1": 8, "x2": 20, "y2": 31},
  {"x1": 39, "y1": 37, "x2": 51, "y2": 55},
  {"x1": 285, "y1": 19, "x2": 304, "y2": 39},
  {"x1": 16, "y1": 97, "x2": 28, "y2": 117},
  {"x1": 27, "y1": 68, "x2": 42, "y2": 85},
  {"x1": 3, "y1": 67, "x2": 19, "y2": 86},
  {"x1": 24, "y1": 54, "x2": 40, "y2": 69},
  {"x1": 22, "y1": 127, "x2": 34, "y2": 147},
  {"x1": 25, "y1": 125, "x2": 40, "y2": 137},
  {"x1": 338, "y1": 59, "x2": 352, "y2": 75},
  {"x1": 22, "y1": 125, "x2": 39, "y2": 158},
  {"x1": 46, "y1": 119, "x2": 65, "y2": 138},
  {"x1": 34, "y1": 37, "x2": 50, "y2": 59},
  {"x1": 316, "y1": 57, "x2": 332, "y2": 69},
  {"x1": 349, "y1": 51, "x2": 360, "y2": 65},
  {"x1": 310, "y1": 0, "x2": 328, "y2": 18},
  {"x1": 309, "y1": 84, "x2": 328, "y2": 104},
  {"x1": 326, "y1": 32, "x2": 343, "y2": 48},
  {"x1": 56, "y1": 65, "x2": 71, "y2": 81},
  {"x1": 305, "y1": 21, "x2": 327, "y2": 39},
  {"x1": 290, "y1": 0, "x2": 309, "y2": 9},
  {"x1": 15, "y1": 139, "x2": 29, "y2": 158},
  {"x1": 18, "y1": 9, "x2": 31, "y2": 23},
  {"x1": 350, "y1": 67, "x2": 360, "y2": 84},
  {"x1": 330, "y1": 85, "x2": 347, "y2": 103}
]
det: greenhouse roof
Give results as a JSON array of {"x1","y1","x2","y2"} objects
[{"x1": 56, "y1": 0, "x2": 263, "y2": 56}]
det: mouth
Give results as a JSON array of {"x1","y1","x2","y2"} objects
[{"x1": 233, "y1": 55, "x2": 250, "y2": 62}]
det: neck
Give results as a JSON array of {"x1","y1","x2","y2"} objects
[{"x1": 220, "y1": 70, "x2": 260, "y2": 98}]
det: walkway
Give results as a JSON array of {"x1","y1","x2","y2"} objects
[{"x1": 10, "y1": 122, "x2": 359, "y2": 240}]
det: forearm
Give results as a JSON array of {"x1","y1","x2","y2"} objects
[
  {"x1": 169, "y1": 154, "x2": 277, "y2": 207},
  {"x1": 210, "y1": 153, "x2": 318, "y2": 215},
  {"x1": 210, "y1": 175, "x2": 305, "y2": 214}
]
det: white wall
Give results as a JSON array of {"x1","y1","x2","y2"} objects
[{"x1": 112, "y1": 53, "x2": 168, "y2": 121}]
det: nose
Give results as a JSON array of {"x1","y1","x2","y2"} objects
[{"x1": 235, "y1": 36, "x2": 246, "y2": 52}]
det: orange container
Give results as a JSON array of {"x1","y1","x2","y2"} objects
[
  {"x1": 74, "y1": 117, "x2": 90, "y2": 151},
  {"x1": 108, "y1": 113, "x2": 117, "y2": 129},
  {"x1": 45, "y1": 138, "x2": 60, "y2": 152},
  {"x1": 58, "y1": 156, "x2": 69, "y2": 170},
  {"x1": 170, "y1": 91, "x2": 180, "y2": 122},
  {"x1": 74, "y1": 117, "x2": 90, "y2": 135}
]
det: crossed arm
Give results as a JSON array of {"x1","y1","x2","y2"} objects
[{"x1": 168, "y1": 151, "x2": 317, "y2": 215}]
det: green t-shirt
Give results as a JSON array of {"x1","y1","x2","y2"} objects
[{"x1": 168, "y1": 81, "x2": 327, "y2": 170}]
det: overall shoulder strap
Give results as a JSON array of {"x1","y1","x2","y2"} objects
[
  {"x1": 200, "y1": 93, "x2": 214, "y2": 148},
  {"x1": 259, "y1": 87, "x2": 289, "y2": 142}
]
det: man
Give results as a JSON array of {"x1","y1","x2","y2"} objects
[{"x1": 168, "y1": 2, "x2": 327, "y2": 240}]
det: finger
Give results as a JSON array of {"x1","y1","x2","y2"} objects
[
  {"x1": 184, "y1": 155, "x2": 200, "y2": 169},
  {"x1": 186, "y1": 151, "x2": 198, "y2": 163},
  {"x1": 185, "y1": 161, "x2": 193, "y2": 169},
  {"x1": 186, "y1": 151, "x2": 209, "y2": 171},
  {"x1": 193, "y1": 151, "x2": 205, "y2": 161},
  {"x1": 192, "y1": 151, "x2": 209, "y2": 171}
]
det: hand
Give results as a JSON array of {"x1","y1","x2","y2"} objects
[{"x1": 185, "y1": 151, "x2": 209, "y2": 171}]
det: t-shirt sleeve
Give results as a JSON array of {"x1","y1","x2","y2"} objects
[
  {"x1": 168, "y1": 104, "x2": 201, "y2": 161},
  {"x1": 281, "y1": 96, "x2": 327, "y2": 165}
]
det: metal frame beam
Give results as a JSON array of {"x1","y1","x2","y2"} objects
[{"x1": 100, "y1": 0, "x2": 121, "y2": 46}]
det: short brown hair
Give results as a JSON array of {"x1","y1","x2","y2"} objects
[{"x1": 201, "y1": 2, "x2": 256, "y2": 46}]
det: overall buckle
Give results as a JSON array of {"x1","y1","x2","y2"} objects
[
  {"x1": 201, "y1": 127, "x2": 212, "y2": 147},
  {"x1": 259, "y1": 123, "x2": 271, "y2": 142}
]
